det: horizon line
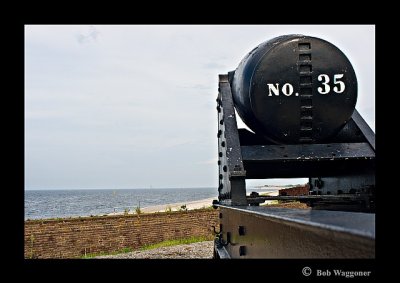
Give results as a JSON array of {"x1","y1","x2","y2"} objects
[{"x1": 24, "y1": 186, "x2": 218, "y2": 191}]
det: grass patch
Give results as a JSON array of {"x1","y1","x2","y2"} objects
[
  {"x1": 135, "y1": 206, "x2": 142, "y2": 215},
  {"x1": 263, "y1": 200, "x2": 279, "y2": 205},
  {"x1": 200, "y1": 205, "x2": 214, "y2": 210},
  {"x1": 140, "y1": 235, "x2": 212, "y2": 251},
  {"x1": 81, "y1": 247, "x2": 132, "y2": 259},
  {"x1": 81, "y1": 236, "x2": 212, "y2": 258}
]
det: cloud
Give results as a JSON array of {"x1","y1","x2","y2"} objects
[
  {"x1": 25, "y1": 25, "x2": 375, "y2": 189},
  {"x1": 177, "y1": 84, "x2": 211, "y2": 90},
  {"x1": 76, "y1": 26, "x2": 99, "y2": 44},
  {"x1": 197, "y1": 158, "x2": 218, "y2": 165},
  {"x1": 203, "y1": 62, "x2": 226, "y2": 69}
]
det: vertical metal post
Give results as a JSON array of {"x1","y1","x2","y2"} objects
[{"x1": 217, "y1": 75, "x2": 247, "y2": 206}]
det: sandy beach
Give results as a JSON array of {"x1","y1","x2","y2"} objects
[
  {"x1": 107, "y1": 187, "x2": 281, "y2": 216},
  {"x1": 107, "y1": 197, "x2": 217, "y2": 216},
  {"x1": 141, "y1": 197, "x2": 217, "y2": 213}
]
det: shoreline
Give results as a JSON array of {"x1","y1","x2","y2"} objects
[
  {"x1": 107, "y1": 188, "x2": 280, "y2": 216},
  {"x1": 26, "y1": 188, "x2": 282, "y2": 220},
  {"x1": 107, "y1": 197, "x2": 217, "y2": 215}
]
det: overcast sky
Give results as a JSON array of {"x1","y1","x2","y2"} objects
[{"x1": 25, "y1": 25, "x2": 375, "y2": 190}]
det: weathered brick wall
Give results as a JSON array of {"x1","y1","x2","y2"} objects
[
  {"x1": 24, "y1": 209, "x2": 219, "y2": 259},
  {"x1": 279, "y1": 184, "x2": 310, "y2": 196}
]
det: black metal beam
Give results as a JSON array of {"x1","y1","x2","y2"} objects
[
  {"x1": 215, "y1": 205, "x2": 375, "y2": 258},
  {"x1": 242, "y1": 142, "x2": 374, "y2": 161},
  {"x1": 241, "y1": 142, "x2": 374, "y2": 179},
  {"x1": 218, "y1": 74, "x2": 247, "y2": 205},
  {"x1": 247, "y1": 194, "x2": 367, "y2": 202},
  {"x1": 351, "y1": 109, "x2": 375, "y2": 150}
]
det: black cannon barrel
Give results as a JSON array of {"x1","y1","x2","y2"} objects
[{"x1": 230, "y1": 34, "x2": 357, "y2": 144}]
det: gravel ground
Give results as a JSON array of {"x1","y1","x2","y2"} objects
[{"x1": 95, "y1": 241, "x2": 214, "y2": 259}]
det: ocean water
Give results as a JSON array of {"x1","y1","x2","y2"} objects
[{"x1": 25, "y1": 188, "x2": 218, "y2": 220}]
